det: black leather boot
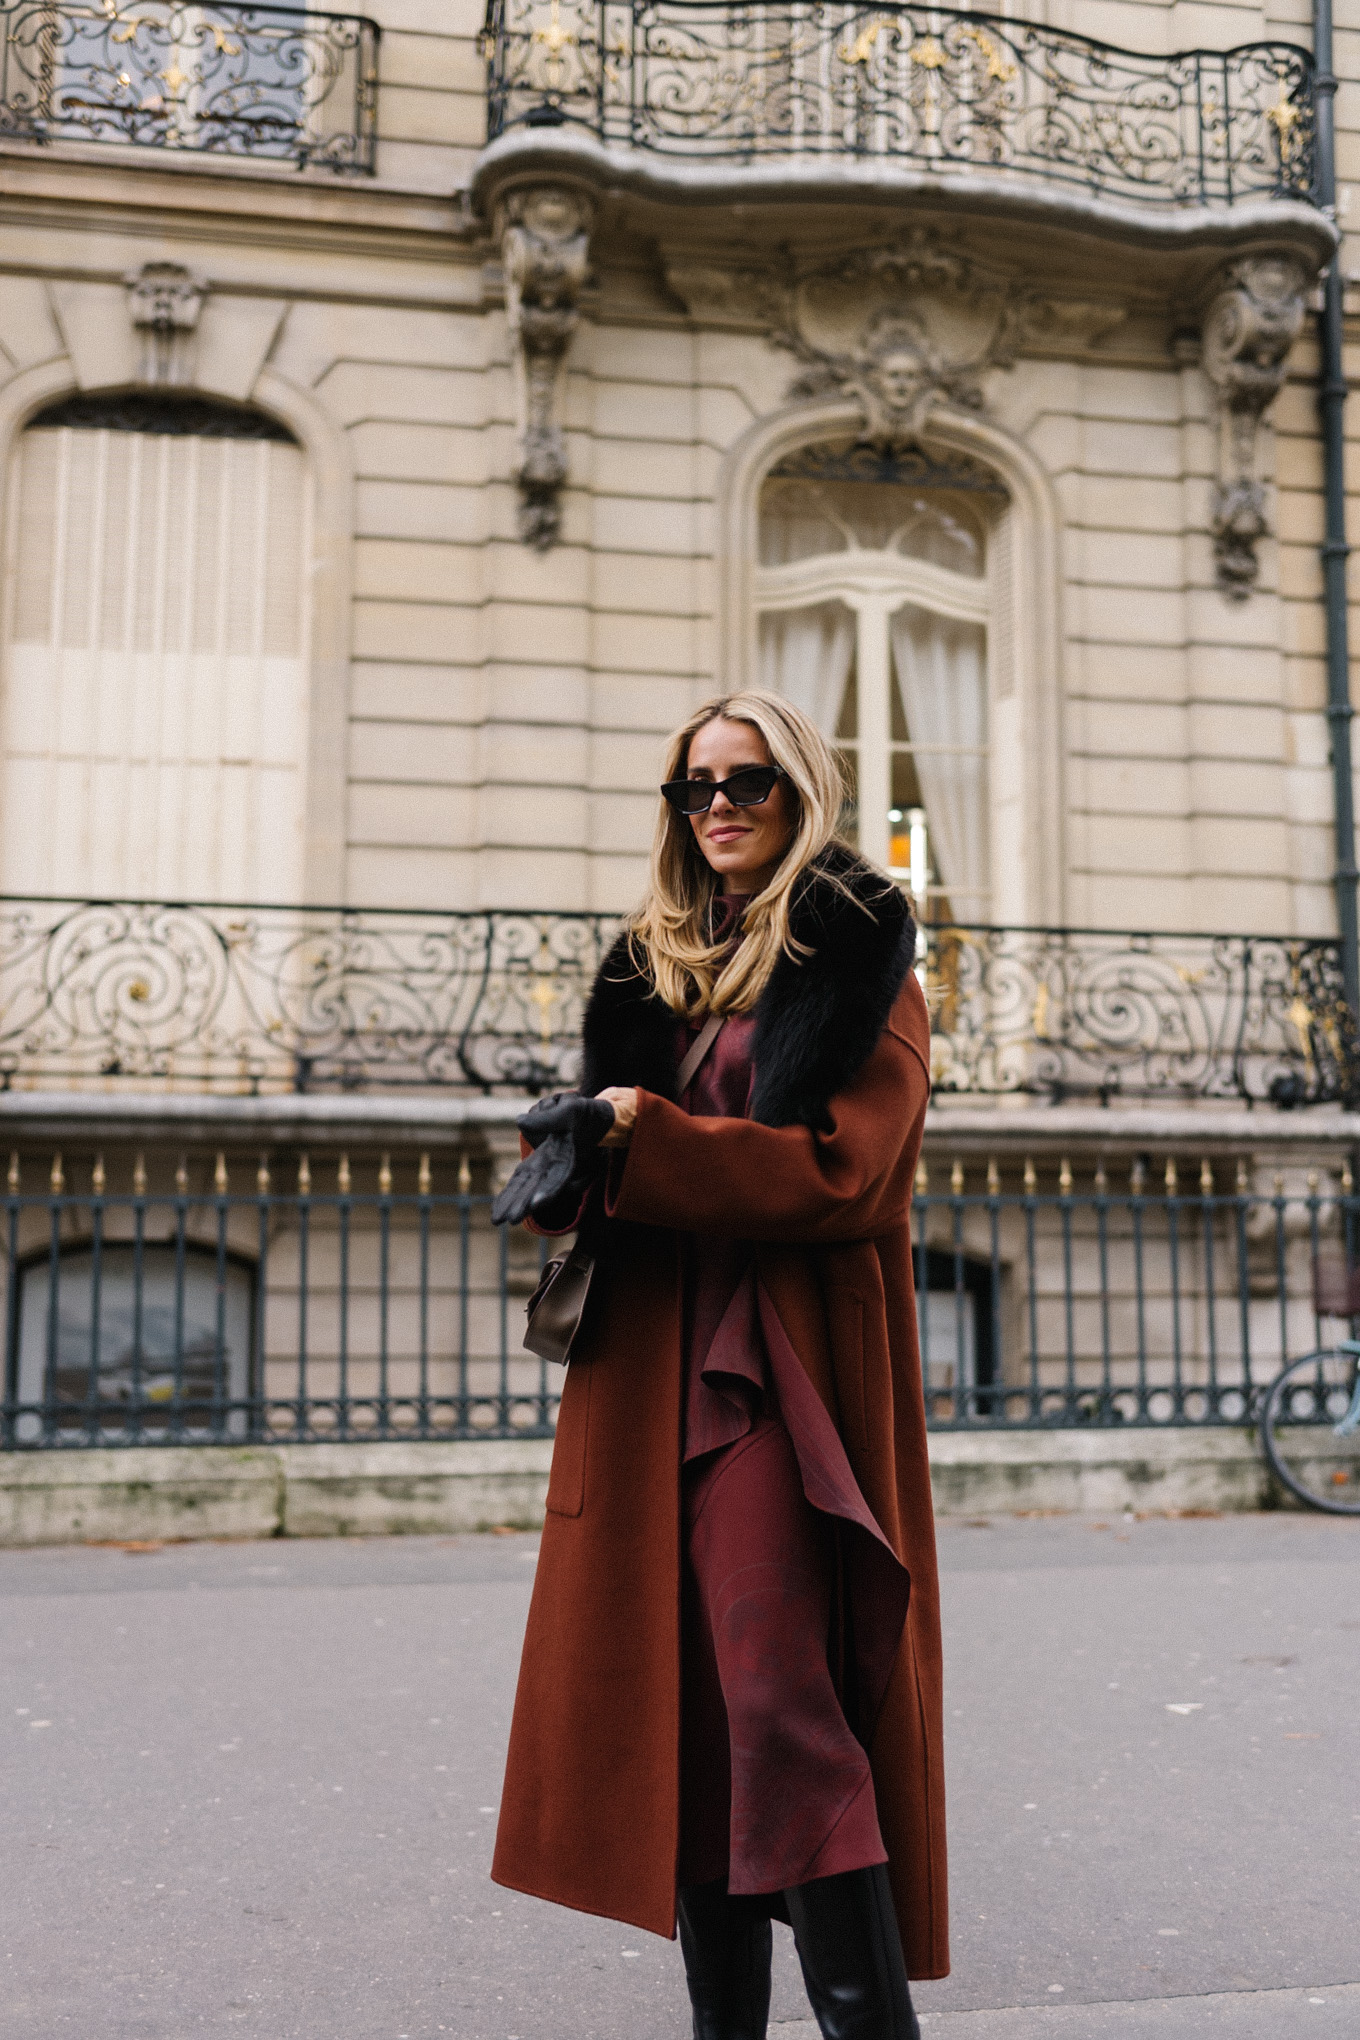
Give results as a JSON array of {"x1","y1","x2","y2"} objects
[
  {"x1": 677, "y1": 1879, "x2": 773, "y2": 2040},
  {"x1": 784, "y1": 1865, "x2": 921, "y2": 2040}
]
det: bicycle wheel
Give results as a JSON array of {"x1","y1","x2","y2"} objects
[{"x1": 1261, "y1": 1349, "x2": 1360, "y2": 1516}]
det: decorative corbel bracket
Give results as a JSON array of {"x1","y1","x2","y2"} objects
[
  {"x1": 123, "y1": 261, "x2": 208, "y2": 387},
  {"x1": 496, "y1": 185, "x2": 594, "y2": 550},
  {"x1": 1199, "y1": 252, "x2": 1310, "y2": 598}
]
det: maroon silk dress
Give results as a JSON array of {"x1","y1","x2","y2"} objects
[{"x1": 665, "y1": 900, "x2": 911, "y2": 1900}]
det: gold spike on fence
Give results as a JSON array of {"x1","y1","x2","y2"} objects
[
  {"x1": 419, "y1": 1153, "x2": 432, "y2": 1196},
  {"x1": 338, "y1": 1153, "x2": 351, "y2": 1195},
  {"x1": 7, "y1": 1153, "x2": 18, "y2": 1194},
  {"x1": 50, "y1": 1152, "x2": 64, "y2": 1195},
  {"x1": 214, "y1": 1152, "x2": 228, "y2": 1195},
  {"x1": 950, "y1": 1158, "x2": 964, "y2": 1194},
  {"x1": 133, "y1": 1152, "x2": 147, "y2": 1195},
  {"x1": 92, "y1": 1154, "x2": 105, "y2": 1197},
  {"x1": 1200, "y1": 1158, "x2": 1213, "y2": 1195},
  {"x1": 379, "y1": 1153, "x2": 392, "y2": 1196},
  {"x1": 298, "y1": 1154, "x2": 311, "y2": 1196}
]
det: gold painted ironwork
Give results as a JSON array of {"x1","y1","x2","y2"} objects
[
  {"x1": 483, "y1": 0, "x2": 1317, "y2": 207},
  {"x1": 0, "y1": 0, "x2": 379, "y2": 171}
]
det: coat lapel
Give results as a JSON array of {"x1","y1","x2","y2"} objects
[{"x1": 580, "y1": 847, "x2": 916, "y2": 1129}]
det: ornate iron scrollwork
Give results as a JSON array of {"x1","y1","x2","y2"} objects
[
  {"x1": 483, "y1": 0, "x2": 1317, "y2": 209},
  {"x1": 0, "y1": 898, "x2": 1347, "y2": 1106},
  {"x1": 0, "y1": 0, "x2": 379, "y2": 171}
]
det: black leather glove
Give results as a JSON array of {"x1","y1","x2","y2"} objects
[{"x1": 491, "y1": 1094, "x2": 616, "y2": 1228}]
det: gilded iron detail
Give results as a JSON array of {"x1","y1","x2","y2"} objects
[
  {"x1": 483, "y1": 0, "x2": 1316, "y2": 209},
  {"x1": 0, "y1": 0, "x2": 379, "y2": 171},
  {"x1": 0, "y1": 898, "x2": 1345, "y2": 1107}
]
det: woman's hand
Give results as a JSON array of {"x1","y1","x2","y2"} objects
[{"x1": 597, "y1": 1086, "x2": 639, "y2": 1148}]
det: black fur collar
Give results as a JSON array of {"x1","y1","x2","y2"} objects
[{"x1": 579, "y1": 845, "x2": 916, "y2": 1129}]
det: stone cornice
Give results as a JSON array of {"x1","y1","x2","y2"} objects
[
  {"x1": 472, "y1": 129, "x2": 1339, "y2": 298},
  {"x1": 0, "y1": 142, "x2": 480, "y2": 272}
]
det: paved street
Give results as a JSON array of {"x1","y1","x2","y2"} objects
[{"x1": 2, "y1": 1512, "x2": 1358, "y2": 2040}]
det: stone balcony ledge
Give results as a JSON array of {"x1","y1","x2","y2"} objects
[{"x1": 472, "y1": 125, "x2": 1338, "y2": 276}]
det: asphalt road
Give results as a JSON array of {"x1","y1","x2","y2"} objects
[{"x1": 2, "y1": 1512, "x2": 1358, "y2": 2040}]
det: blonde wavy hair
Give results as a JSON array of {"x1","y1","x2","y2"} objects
[{"x1": 629, "y1": 690, "x2": 853, "y2": 1017}]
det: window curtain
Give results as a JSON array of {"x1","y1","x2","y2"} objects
[
  {"x1": 3, "y1": 425, "x2": 307, "y2": 903},
  {"x1": 757, "y1": 602, "x2": 856, "y2": 737},
  {"x1": 890, "y1": 604, "x2": 989, "y2": 910}
]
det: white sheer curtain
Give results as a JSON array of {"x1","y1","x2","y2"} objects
[
  {"x1": 757, "y1": 602, "x2": 855, "y2": 737},
  {"x1": 890, "y1": 604, "x2": 989, "y2": 908}
]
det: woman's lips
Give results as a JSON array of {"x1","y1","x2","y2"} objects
[{"x1": 707, "y1": 826, "x2": 750, "y2": 844}]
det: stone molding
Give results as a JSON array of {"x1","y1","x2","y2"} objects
[
  {"x1": 471, "y1": 126, "x2": 1339, "y2": 278},
  {"x1": 1198, "y1": 251, "x2": 1312, "y2": 599},
  {"x1": 495, "y1": 183, "x2": 594, "y2": 549},
  {"x1": 667, "y1": 231, "x2": 1124, "y2": 446},
  {"x1": 123, "y1": 260, "x2": 208, "y2": 386}
]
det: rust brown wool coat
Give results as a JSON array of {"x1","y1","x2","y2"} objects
[{"x1": 491, "y1": 849, "x2": 949, "y2": 1981}]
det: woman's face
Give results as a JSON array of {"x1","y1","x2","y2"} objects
[{"x1": 682, "y1": 717, "x2": 798, "y2": 896}]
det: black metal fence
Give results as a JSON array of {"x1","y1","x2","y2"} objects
[
  {"x1": 3, "y1": 1148, "x2": 1355, "y2": 1448},
  {"x1": 483, "y1": 0, "x2": 1316, "y2": 207},
  {"x1": 0, "y1": 0, "x2": 379, "y2": 170},
  {"x1": 0, "y1": 896, "x2": 1349, "y2": 1108}
]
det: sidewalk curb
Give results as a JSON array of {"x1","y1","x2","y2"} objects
[{"x1": 0, "y1": 1426, "x2": 1277, "y2": 1546}]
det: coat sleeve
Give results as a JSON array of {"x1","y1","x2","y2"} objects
[{"x1": 607, "y1": 1022, "x2": 928, "y2": 1245}]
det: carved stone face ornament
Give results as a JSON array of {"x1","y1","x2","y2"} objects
[
  {"x1": 497, "y1": 184, "x2": 594, "y2": 550},
  {"x1": 123, "y1": 261, "x2": 207, "y2": 388},
  {"x1": 1199, "y1": 251, "x2": 1312, "y2": 598}
]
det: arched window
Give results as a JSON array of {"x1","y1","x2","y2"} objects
[
  {"x1": 0, "y1": 391, "x2": 309, "y2": 903},
  {"x1": 755, "y1": 441, "x2": 1007, "y2": 923}
]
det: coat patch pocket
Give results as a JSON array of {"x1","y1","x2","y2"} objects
[
  {"x1": 544, "y1": 1357, "x2": 592, "y2": 1517},
  {"x1": 824, "y1": 1289, "x2": 867, "y2": 1451}
]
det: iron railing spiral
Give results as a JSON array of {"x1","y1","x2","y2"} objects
[{"x1": 482, "y1": 0, "x2": 1317, "y2": 207}]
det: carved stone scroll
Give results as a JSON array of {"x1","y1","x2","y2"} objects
[
  {"x1": 498, "y1": 185, "x2": 593, "y2": 551},
  {"x1": 1199, "y1": 253, "x2": 1310, "y2": 598},
  {"x1": 665, "y1": 232, "x2": 1124, "y2": 451},
  {"x1": 123, "y1": 262, "x2": 208, "y2": 387}
]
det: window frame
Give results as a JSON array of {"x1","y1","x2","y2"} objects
[{"x1": 754, "y1": 521, "x2": 992, "y2": 895}]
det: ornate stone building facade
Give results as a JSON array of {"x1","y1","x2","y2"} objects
[{"x1": 0, "y1": 0, "x2": 1357, "y2": 1461}]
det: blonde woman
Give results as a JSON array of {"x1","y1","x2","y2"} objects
[{"x1": 492, "y1": 692, "x2": 947, "y2": 2040}]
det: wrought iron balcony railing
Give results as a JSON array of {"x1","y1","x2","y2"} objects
[
  {"x1": 0, "y1": 0, "x2": 379, "y2": 170},
  {"x1": 482, "y1": 0, "x2": 1316, "y2": 208},
  {"x1": 0, "y1": 897, "x2": 1347, "y2": 1108}
]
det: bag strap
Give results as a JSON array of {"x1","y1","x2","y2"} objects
[{"x1": 676, "y1": 1011, "x2": 725, "y2": 1096}]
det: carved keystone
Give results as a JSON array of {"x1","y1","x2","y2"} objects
[
  {"x1": 124, "y1": 262, "x2": 208, "y2": 388},
  {"x1": 497, "y1": 185, "x2": 593, "y2": 551},
  {"x1": 1199, "y1": 253, "x2": 1310, "y2": 598}
]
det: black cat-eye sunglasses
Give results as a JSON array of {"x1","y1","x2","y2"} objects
[{"x1": 660, "y1": 765, "x2": 785, "y2": 816}]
